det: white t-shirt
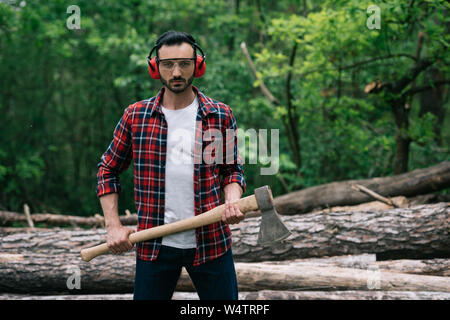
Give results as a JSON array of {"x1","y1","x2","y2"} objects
[{"x1": 160, "y1": 96, "x2": 199, "y2": 248}]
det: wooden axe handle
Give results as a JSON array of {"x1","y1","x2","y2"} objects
[{"x1": 80, "y1": 194, "x2": 258, "y2": 262}]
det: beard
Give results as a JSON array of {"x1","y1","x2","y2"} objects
[{"x1": 160, "y1": 74, "x2": 194, "y2": 94}]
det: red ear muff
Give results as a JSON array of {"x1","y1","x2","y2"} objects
[
  {"x1": 147, "y1": 40, "x2": 206, "y2": 80},
  {"x1": 194, "y1": 55, "x2": 206, "y2": 78},
  {"x1": 147, "y1": 57, "x2": 160, "y2": 80}
]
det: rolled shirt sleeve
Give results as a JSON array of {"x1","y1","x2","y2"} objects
[
  {"x1": 96, "y1": 107, "x2": 133, "y2": 197},
  {"x1": 219, "y1": 107, "x2": 246, "y2": 193}
]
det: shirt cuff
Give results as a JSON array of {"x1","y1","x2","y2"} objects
[
  {"x1": 222, "y1": 172, "x2": 246, "y2": 194},
  {"x1": 96, "y1": 182, "x2": 122, "y2": 198}
]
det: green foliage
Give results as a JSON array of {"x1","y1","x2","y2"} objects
[
  {"x1": 0, "y1": 0, "x2": 448, "y2": 214},
  {"x1": 250, "y1": 0, "x2": 449, "y2": 192}
]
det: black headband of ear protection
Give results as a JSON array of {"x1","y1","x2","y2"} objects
[{"x1": 147, "y1": 40, "x2": 206, "y2": 65}]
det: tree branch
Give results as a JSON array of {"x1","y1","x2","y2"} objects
[
  {"x1": 286, "y1": 42, "x2": 301, "y2": 173},
  {"x1": 254, "y1": 0, "x2": 266, "y2": 24},
  {"x1": 340, "y1": 53, "x2": 417, "y2": 71},
  {"x1": 393, "y1": 58, "x2": 434, "y2": 93},
  {"x1": 298, "y1": 53, "x2": 417, "y2": 79},
  {"x1": 404, "y1": 79, "x2": 450, "y2": 96},
  {"x1": 240, "y1": 41, "x2": 302, "y2": 175},
  {"x1": 240, "y1": 42, "x2": 280, "y2": 105}
]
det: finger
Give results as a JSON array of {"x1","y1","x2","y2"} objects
[
  {"x1": 229, "y1": 204, "x2": 239, "y2": 224},
  {"x1": 109, "y1": 245, "x2": 118, "y2": 255},
  {"x1": 226, "y1": 206, "x2": 235, "y2": 224},
  {"x1": 234, "y1": 204, "x2": 243, "y2": 223},
  {"x1": 116, "y1": 243, "x2": 126, "y2": 254},
  {"x1": 114, "y1": 242, "x2": 123, "y2": 254},
  {"x1": 125, "y1": 230, "x2": 134, "y2": 250},
  {"x1": 120, "y1": 238, "x2": 132, "y2": 252},
  {"x1": 223, "y1": 202, "x2": 231, "y2": 223},
  {"x1": 107, "y1": 241, "x2": 116, "y2": 254},
  {"x1": 115, "y1": 239, "x2": 127, "y2": 253},
  {"x1": 227, "y1": 203, "x2": 235, "y2": 223},
  {"x1": 116, "y1": 230, "x2": 133, "y2": 252},
  {"x1": 230, "y1": 204, "x2": 239, "y2": 224},
  {"x1": 125, "y1": 239, "x2": 133, "y2": 251},
  {"x1": 222, "y1": 202, "x2": 228, "y2": 222},
  {"x1": 234, "y1": 204, "x2": 245, "y2": 222},
  {"x1": 222, "y1": 203, "x2": 227, "y2": 222}
]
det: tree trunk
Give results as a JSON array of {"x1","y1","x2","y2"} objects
[
  {"x1": 272, "y1": 161, "x2": 450, "y2": 214},
  {"x1": 237, "y1": 255, "x2": 450, "y2": 277},
  {"x1": 177, "y1": 256, "x2": 450, "y2": 291},
  {"x1": 316, "y1": 196, "x2": 408, "y2": 213},
  {"x1": 394, "y1": 128, "x2": 411, "y2": 174},
  {"x1": 0, "y1": 211, "x2": 138, "y2": 228},
  {"x1": 419, "y1": 67, "x2": 446, "y2": 146},
  {"x1": 241, "y1": 290, "x2": 450, "y2": 300},
  {"x1": 0, "y1": 252, "x2": 449, "y2": 294},
  {"x1": 375, "y1": 259, "x2": 449, "y2": 277},
  {"x1": 231, "y1": 203, "x2": 449, "y2": 261}
]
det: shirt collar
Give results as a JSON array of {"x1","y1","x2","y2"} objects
[{"x1": 153, "y1": 86, "x2": 217, "y2": 116}]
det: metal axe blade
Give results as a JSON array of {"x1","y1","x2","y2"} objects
[{"x1": 254, "y1": 186, "x2": 292, "y2": 246}]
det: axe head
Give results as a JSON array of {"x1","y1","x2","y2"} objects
[{"x1": 255, "y1": 186, "x2": 291, "y2": 246}]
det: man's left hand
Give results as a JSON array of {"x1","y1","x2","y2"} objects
[
  {"x1": 222, "y1": 200, "x2": 245, "y2": 225},
  {"x1": 222, "y1": 182, "x2": 245, "y2": 225}
]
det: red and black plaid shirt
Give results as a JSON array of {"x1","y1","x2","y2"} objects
[{"x1": 97, "y1": 86, "x2": 246, "y2": 266}]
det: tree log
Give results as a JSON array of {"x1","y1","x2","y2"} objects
[
  {"x1": 1, "y1": 290, "x2": 449, "y2": 300},
  {"x1": 231, "y1": 203, "x2": 449, "y2": 261},
  {"x1": 272, "y1": 161, "x2": 450, "y2": 214},
  {"x1": 241, "y1": 255, "x2": 450, "y2": 277},
  {"x1": 176, "y1": 257, "x2": 450, "y2": 291},
  {"x1": 0, "y1": 251, "x2": 449, "y2": 294},
  {"x1": 241, "y1": 290, "x2": 450, "y2": 300},
  {"x1": 1, "y1": 203, "x2": 448, "y2": 261},
  {"x1": 0, "y1": 196, "x2": 408, "y2": 228},
  {"x1": 0, "y1": 211, "x2": 138, "y2": 227},
  {"x1": 312, "y1": 196, "x2": 408, "y2": 213}
]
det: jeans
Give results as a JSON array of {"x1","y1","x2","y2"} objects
[{"x1": 133, "y1": 245, "x2": 238, "y2": 300}]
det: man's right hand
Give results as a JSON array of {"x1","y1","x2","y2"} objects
[{"x1": 106, "y1": 225, "x2": 135, "y2": 254}]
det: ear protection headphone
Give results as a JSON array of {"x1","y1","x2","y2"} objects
[{"x1": 147, "y1": 40, "x2": 206, "y2": 80}]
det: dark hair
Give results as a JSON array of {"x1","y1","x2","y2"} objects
[{"x1": 155, "y1": 31, "x2": 197, "y2": 58}]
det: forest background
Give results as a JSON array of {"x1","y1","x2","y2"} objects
[{"x1": 0, "y1": 0, "x2": 448, "y2": 217}]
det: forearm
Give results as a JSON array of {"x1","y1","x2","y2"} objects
[
  {"x1": 100, "y1": 193, "x2": 134, "y2": 254},
  {"x1": 99, "y1": 193, "x2": 122, "y2": 230},
  {"x1": 223, "y1": 182, "x2": 243, "y2": 202}
]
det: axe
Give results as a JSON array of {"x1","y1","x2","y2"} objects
[{"x1": 80, "y1": 186, "x2": 290, "y2": 262}]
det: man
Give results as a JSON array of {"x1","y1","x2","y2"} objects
[{"x1": 96, "y1": 31, "x2": 246, "y2": 300}]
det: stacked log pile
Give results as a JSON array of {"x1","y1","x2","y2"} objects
[
  {"x1": 0, "y1": 203, "x2": 448, "y2": 300},
  {"x1": 0, "y1": 162, "x2": 449, "y2": 300}
]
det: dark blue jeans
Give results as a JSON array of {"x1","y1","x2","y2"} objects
[{"x1": 133, "y1": 245, "x2": 238, "y2": 300}]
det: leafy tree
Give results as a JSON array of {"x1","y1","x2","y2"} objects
[{"x1": 0, "y1": 0, "x2": 447, "y2": 216}]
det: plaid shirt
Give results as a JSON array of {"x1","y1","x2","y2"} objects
[{"x1": 97, "y1": 86, "x2": 246, "y2": 266}]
